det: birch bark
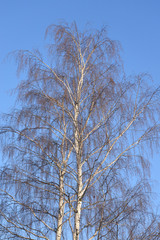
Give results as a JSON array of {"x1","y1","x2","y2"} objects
[
  {"x1": 56, "y1": 172, "x2": 65, "y2": 240},
  {"x1": 73, "y1": 97, "x2": 83, "y2": 240}
]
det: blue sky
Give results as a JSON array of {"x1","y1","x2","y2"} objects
[{"x1": 0, "y1": 0, "x2": 160, "y2": 209}]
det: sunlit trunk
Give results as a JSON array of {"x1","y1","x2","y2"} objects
[
  {"x1": 56, "y1": 173, "x2": 65, "y2": 240},
  {"x1": 74, "y1": 166, "x2": 83, "y2": 240},
  {"x1": 73, "y1": 100, "x2": 83, "y2": 240}
]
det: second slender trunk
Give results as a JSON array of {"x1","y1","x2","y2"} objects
[{"x1": 56, "y1": 173, "x2": 65, "y2": 240}]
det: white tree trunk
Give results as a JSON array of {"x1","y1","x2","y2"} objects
[
  {"x1": 73, "y1": 101, "x2": 83, "y2": 240},
  {"x1": 56, "y1": 173, "x2": 65, "y2": 240},
  {"x1": 74, "y1": 167, "x2": 83, "y2": 240}
]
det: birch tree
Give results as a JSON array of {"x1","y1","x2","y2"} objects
[{"x1": 0, "y1": 22, "x2": 160, "y2": 239}]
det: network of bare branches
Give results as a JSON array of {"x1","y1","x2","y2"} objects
[{"x1": 0, "y1": 22, "x2": 160, "y2": 240}]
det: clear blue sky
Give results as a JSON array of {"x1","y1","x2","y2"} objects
[{"x1": 0, "y1": 0, "x2": 160, "y2": 209}]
